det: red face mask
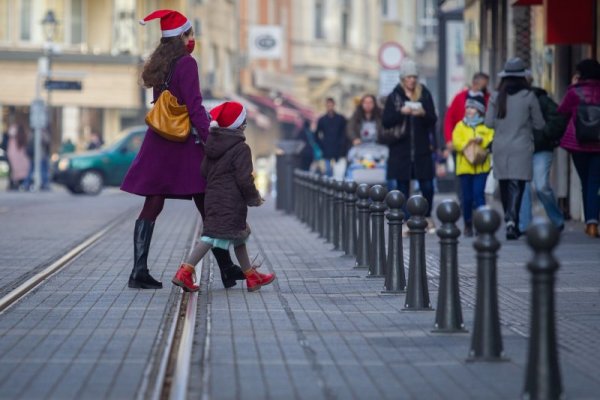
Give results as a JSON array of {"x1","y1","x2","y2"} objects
[{"x1": 186, "y1": 39, "x2": 195, "y2": 54}]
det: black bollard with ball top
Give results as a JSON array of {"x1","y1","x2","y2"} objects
[
  {"x1": 368, "y1": 185, "x2": 387, "y2": 278},
  {"x1": 383, "y1": 190, "x2": 406, "y2": 293},
  {"x1": 432, "y1": 200, "x2": 467, "y2": 333},
  {"x1": 355, "y1": 183, "x2": 371, "y2": 269},
  {"x1": 343, "y1": 180, "x2": 358, "y2": 257},
  {"x1": 326, "y1": 177, "x2": 335, "y2": 244},
  {"x1": 404, "y1": 195, "x2": 433, "y2": 310},
  {"x1": 467, "y1": 206, "x2": 508, "y2": 361},
  {"x1": 318, "y1": 175, "x2": 328, "y2": 239},
  {"x1": 333, "y1": 180, "x2": 345, "y2": 251},
  {"x1": 522, "y1": 219, "x2": 563, "y2": 400}
]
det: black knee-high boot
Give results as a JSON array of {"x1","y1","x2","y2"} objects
[
  {"x1": 212, "y1": 248, "x2": 245, "y2": 288},
  {"x1": 128, "y1": 219, "x2": 163, "y2": 289}
]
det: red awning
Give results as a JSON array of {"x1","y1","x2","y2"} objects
[
  {"x1": 280, "y1": 93, "x2": 317, "y2": 122},
  {"x1": 546, "y1": 0, "x2": 594, "y2": 44},
  {"x1": 512, "y1": 0, "x2": 542, "y2": 6},
  {"x1": 246, "y1": 93, "x2": 303, "y2": 127}
]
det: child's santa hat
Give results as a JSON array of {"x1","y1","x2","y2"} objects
[
  {"x1": 209, "y1": 102, "x2": 247, "y2": 129},
  {"x1": 139, "y1": 9, "x2": 192, "y2": 38}
]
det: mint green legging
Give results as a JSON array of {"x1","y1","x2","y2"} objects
[{"x1": 186, "y1": 242, "x2": 252, "y2": 272}]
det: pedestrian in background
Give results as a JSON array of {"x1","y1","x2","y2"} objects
[
  {"x1": 444, "y1": 72, "x2": 490, "y2": 153},
  {"x1": 382, "y1": 59, "x2": 438, "y2": 231},
  {"x1": 173, "y1": 101, "x2": 275, "y2": 292},
  {"x1": 452, "y1": 95, "x2": 494, "y2": 237},
  {"x1": 315, "y1": 97, "x2": 347, "y2": 177},
  {"x1": 485, "y1": 58, "x2": 545, "y2": 240},
  {"x1": 121, "y1": 9, "x2": 245, "y2": 290},
  {"x1": 5, "y1": 121, "x2": 30, "y2": 190},
  {"x1": 23, "y1": 127, "x2": 51, "y2": 191},
  {"x1": 296, "y1": 119, "x2": 322, "y2": 171},
  {"x1": 346, "y1": 94, "x2": 383, "y2": 145},
  {"x1": 519, "y1": 80, "x2": 568, "y2": 233},
  {"x1": 557, "y1": 58, "x2": 600, "y2": 238},
  {"x1": 87, "y1": 131, "x2": 104, "y2": 150}
]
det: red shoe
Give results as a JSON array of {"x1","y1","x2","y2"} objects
[
  {"x1": 244, "y1": 268, "x2": 276, "y2": 292},
  {"x1": 172, "y1": 263, "x2": 199, "y2": 292}
]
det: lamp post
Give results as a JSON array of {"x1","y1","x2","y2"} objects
[{"x1": 31, "y1": 10, "x2": 58, "y2": 191}]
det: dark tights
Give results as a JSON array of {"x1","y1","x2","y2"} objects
[
  {"x1": 137, "y1": 194, "x2": 235, "y2": 270},
  {"x1": 138, "y1": 194, "x2": 206, "y2": 221}
]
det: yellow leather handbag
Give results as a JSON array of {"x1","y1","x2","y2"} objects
[{"x1": 145, "y1": 58, "x2": 191, "y2": 142}]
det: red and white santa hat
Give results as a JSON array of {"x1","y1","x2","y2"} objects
[
  {"x1": 139, "y1": 9, "x2": 192, "y2": 38},
  {"x1": 209, "y1": 102, "x2": 247, "y2": 130}
]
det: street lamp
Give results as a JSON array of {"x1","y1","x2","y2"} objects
[
  {"x1": 30, "y1": 10, "x2": 58, "y2": 191},
  {"x1": 41, "y1": 10, "x2": 58, "y2": 42}
]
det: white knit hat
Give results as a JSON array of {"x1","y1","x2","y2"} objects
[{"x1": 399, "y1": 59, "x2": 418, "y2": 79}]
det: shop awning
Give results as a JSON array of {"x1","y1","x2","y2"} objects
[
  {"x1": 245, "y1": 93, "x2": 303, "y2": 128},
  {"x1": 280, "y1": 93, "x2": 317, "y2": 122},
  {"x1": 546, "y1": 0, "x2": 595, "y2": 44}
]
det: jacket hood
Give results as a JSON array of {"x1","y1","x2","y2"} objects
[{"x1": 205, "y1": 127, "x2": 246, "y2": 159}]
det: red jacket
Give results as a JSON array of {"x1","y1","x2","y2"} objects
[{"x1": 443, "y1": 90, "x2": 490, "y2": 144}]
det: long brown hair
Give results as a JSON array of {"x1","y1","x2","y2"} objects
[
  {"x1": 352, "y1": 94, "x2": 382, "y2": 122},
  {"x1": 141, "y1": 29, "x2": 191, "y2": 89},
  {"x1": 495, "y1": 76, "x2": 530, "y2": 119}
]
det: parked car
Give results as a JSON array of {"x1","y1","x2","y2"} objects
[{"x1": 53, "y1": 126, "x2": 146, "y2": 195}]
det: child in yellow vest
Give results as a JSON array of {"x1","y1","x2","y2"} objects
[{"x1": 452, "y1": 95, "x2": 494, "y2": 236}]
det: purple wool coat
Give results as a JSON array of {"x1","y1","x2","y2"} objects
[{"x1": 121, "y1": 55, "x2": 210, "y2": 197}]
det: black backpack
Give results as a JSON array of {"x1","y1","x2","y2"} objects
[{"x1": 575, "y1": 88, "x2": 600, "y2": 143}]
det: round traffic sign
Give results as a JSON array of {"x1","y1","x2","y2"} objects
[{"x1": 378, "y1": 42, "x2": 405, "y2": 70}]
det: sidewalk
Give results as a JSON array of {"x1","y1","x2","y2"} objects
[{"x1": 194, "y1": 200, "x2": 600, "y2": 400}]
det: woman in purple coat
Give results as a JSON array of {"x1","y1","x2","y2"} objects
[{"x1": 121, "y1": 9, "x2": 245, "y2": 289}]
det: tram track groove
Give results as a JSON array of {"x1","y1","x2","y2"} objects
[{"x1": 0, "y1": 207, "x2": 138, "y2": 313}]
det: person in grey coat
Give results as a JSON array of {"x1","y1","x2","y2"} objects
[{"x1": 485, "y1": 58, "x2": 545, "y2": 240}]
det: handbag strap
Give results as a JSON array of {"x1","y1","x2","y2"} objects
[{"x1": 160, "y1": 56, "x2": 184, "y2": 92}]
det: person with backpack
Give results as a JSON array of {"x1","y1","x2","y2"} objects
[
  {"x1": 484, "y1": 58, "x2": 545, "y2": 240},
  {"x1": 519, "y1": 83, "x2": 568, "y2": 233},
  {"x1": 557, "y1": 59, "x2": 600, "y2": 238}
]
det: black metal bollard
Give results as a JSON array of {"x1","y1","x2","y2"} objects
[
  {"x1": 467, "y1": 206, "x2": 508, "y2": 361},
  {"x1": 332, "y1": 180, "x2": 345, "y2": 250},
  {"x1": 312, "y1": 174, "x2": 321, "y2": 233},
  {"x1": 382, "y1": 190, "x2": 406, "y2": 293},
  {"x1": 294, "y1": 171, "x2": 306, "y2": 222},
  {"x1": 433, "y1": 200, "x2": 467, "y2": 333},
  {"x1": 355, "y1": 183, "x2": 371, "y2": 269},
  {"x1": 318, "y1": 175, "x2": 327, "y2": 239},
  {"x1": 293, "y1": 170, "x2": 300, "y2": 218},
  {"x1": 326, "y1": 177, "x2": 335, "y2": 243},
  {"x1": 367, "y1": 185, "x2": 387, "y2": 278},
  {"x1": 523, "y1": 220, "x2": 563, "y2": 400},
  {"x1": 308, "y1": 173, "x2": 317, "y2": 232},
  {"x1": 343, "y1": 180, "x2": 358, "y2": 257},
  {"x1": 404, "y1": 195, "x2": 433, "y2": 310}
]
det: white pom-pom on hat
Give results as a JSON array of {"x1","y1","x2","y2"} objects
[{"x1": 209, "y1": 120, "x2": 220, "y2": 129}]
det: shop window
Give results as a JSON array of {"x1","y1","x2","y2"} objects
[
  {"x1": 315, "y1": 0, "x2": 325, "y2": 39},
  {"x1": 20, "y1": 0, "x2": 32, "y2": 41},
  {"x1": 71, "y1": 0, "x2": 83, "y2": 44}
]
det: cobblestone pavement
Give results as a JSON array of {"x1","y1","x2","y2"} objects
[
  {"x1": 192, "y1": 199, "x2": 600, "y2": 400},
  {"x1": 0, "y1": 189, "x2": 598, "y2": 399},
  {"x1": 0, "y1": 192, "x2": 199, "y2": 400},
  {"x1": 0, "y1": 188, "x2": 141, "y2": 297}
]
